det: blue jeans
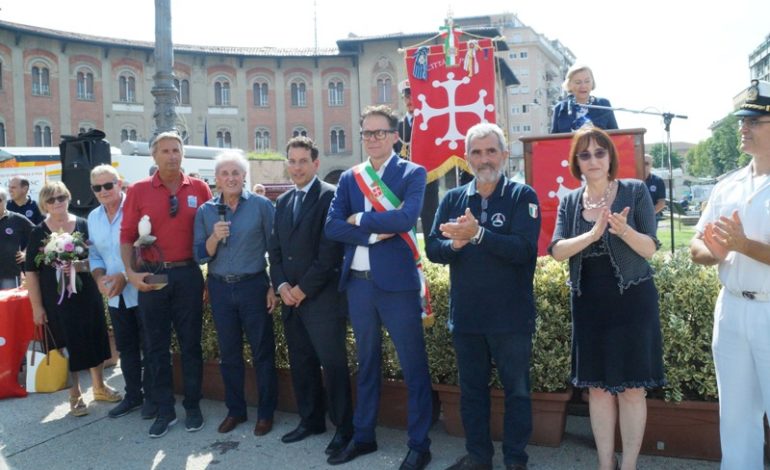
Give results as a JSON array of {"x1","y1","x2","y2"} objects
[
  {"x1": 207, "y1": 273, "x2": 276, "y2": 420},
  {"x1": 108, "y1": 296, "x2": 153, "y2": 404},
  {"x1": 452, "y1": 331, "x2": 533, "y2": 466},
  {"x1": 138, "y1": 264, "x2": 204, "y2": 417}
]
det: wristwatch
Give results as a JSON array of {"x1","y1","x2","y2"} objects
[{"x1": 469, "y1": 226, "x2": 484, "y2": 245}]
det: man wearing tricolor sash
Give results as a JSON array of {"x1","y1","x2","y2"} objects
[
  {"x1": 427, "y1": 123, "x2": 540, "y2": 470},
  {"x1": 325, "y1": 106, "x2": 433, "y2": 470}
]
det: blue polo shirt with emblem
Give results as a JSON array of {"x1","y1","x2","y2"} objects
[
  {"x1": 426, "y1": 175, "x2": 541, "y2": 334},
  {"x1": 7, "y1": 196, "x2": 44, "y2": 225},
  {"x1": 0, "y1": 210, "x2": 35, "y2": 277}
]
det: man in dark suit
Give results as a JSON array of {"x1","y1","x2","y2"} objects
[
  {"x1": 268, "y1": 136, "x2": 353, "y2": 458},
  {"x1": 325, "y1": 105, "x2": 432, "y2": 470}
]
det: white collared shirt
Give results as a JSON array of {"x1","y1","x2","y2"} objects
[
  {"x1": 696, "y1": 163, "x2": 770, "y2": 294},
  {"x1": 350, "y1": 154, "x2": 395, "y2": 271}
]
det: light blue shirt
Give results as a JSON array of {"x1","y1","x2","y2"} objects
[
  {"x1": 193, "y1": 190, "x2": 275, "y2": 277},
  {"x1": 87, "y1": 193, "x2": 138, "y2": 309}
]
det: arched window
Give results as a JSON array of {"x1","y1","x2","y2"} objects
[
  {"x1": 255, "y1": 128, "x2": 271, "y2": 151},
  {"x1": 77, "y1": 71, "x2": 94, "y2": 100},
  {"x1": 34, "y1": 124, "x2": 53, "y2": 147},
  {"x1": 292, "y1": 127, "x2": 308, "y2": 138},
  {"x1": 214, "y1": 79, "x2": 230, "y2": 106},
  {"x1": 32, "y1": 65, "x2": 50, "y2": 96},
  {"x1": 291, "y1": 81, "x2": 307, "y2": 107},
  {"x1": 330, "y1": 128, "x2": 346, "y2": 154},
  {"x1": 174, "y1": 78, "x2": 190, "y2": 105},
  {"x1": 328, "y1": 80, "x2": 344, "y2": 106},
  {"x1": 376, "y1": 76, "x2": 392, "y2": 103},
  {"x1": 119, "y1": 74, "x2": 136, "y2": 102},
  {"x1": 253, "y1": 82, "x2": 269, "y2": 107},
  {"x1": 0, "y1": 122, "x2": 6, "y2": 146},
  {"x1": 120, "y1": 128, "x2": 137, "y2": 142},
  {"x1": 216, "y1": 130, "x2": 232, "y2": 148}
]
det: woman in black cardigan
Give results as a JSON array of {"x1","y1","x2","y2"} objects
[{"x1": 549, "y1": 127, "x2": 665, "y2": 470}]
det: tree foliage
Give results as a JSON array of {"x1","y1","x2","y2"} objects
[
  {"x1": 648, "y1": 142, "x2": 682, "y2": 169},
  {"x1": 685, "y1": 114, "x2": 751, "y2": 177}
]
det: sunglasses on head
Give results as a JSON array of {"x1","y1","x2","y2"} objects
[
  {"x1": 577, "y1": 148, "x2": 608, "y2": 161},
  {"x1": 169, "y1": 195, "x2": 179, "y2": 217},
  {"x1": 45, "y1": 195, "x2": 68, "y2": 205},
  {"x1": 91, "y1": 181, "x2": 117, "y2": 193}
]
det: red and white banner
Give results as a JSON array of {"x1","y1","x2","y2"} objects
[{"x1": 405, "y1": 37, "x2": 496, "y2": 182}]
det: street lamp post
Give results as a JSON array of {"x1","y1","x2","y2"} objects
[{"x1": 151, "y1": 0, "x2": 178, "y2": 136}]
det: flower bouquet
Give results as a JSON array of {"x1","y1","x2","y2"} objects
[{"x1": 34, "y1": 230, "x2": 88, "y2": 304}]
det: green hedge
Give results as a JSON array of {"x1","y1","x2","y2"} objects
[{"x1": 185, "y1": 248, "x2": 720, "y2": 402}]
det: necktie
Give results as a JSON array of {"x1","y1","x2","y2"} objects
[{"x1": 292, "y1": 190, "x2": 303, "y2": 224}]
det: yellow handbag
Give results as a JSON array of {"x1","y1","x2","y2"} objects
[{"x1": 25, "y1": 325, "x2": 69, "y2": 393}]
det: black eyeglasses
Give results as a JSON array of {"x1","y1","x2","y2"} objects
[
  {"x1": 360, "y1": 129, "x2": 396, "y2": 141},
  {"x1": 91, "y1": 181, "x2": 117, "y2": 193},
  {"x1": 577, "y1": 148, "x2": 608, "y2": 161},
  {"x1": 480, "y1": 198, "x2": 488, "y2": 225},
  {"x1": 45, "y1": 195, "x2": 68, "y2": 205},
  {"x1": 169, "y1": 195, "x2": 179, "y2": 217}
]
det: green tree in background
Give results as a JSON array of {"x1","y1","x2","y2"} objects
[
  {"x1": 648, "y1": 143, "x2": 682, "y2": 169},
  {"x1": 686, "y1": 114, "x2": 751, "y2": 177}
]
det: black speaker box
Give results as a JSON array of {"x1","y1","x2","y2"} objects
[{"x1": 59, "y1": 129, "x2": 111, "y2": 216}]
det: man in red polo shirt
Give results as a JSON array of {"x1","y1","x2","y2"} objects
[{"x1": 120, "y1": 131, "x2": 212, "y2": 438}]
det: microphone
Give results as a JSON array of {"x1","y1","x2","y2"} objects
[{"x1": 216, "y1": 204, "x2": 227, "y2": 245}]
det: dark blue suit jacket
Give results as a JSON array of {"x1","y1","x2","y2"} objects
[
  {"x1": 325, "y1": 156, "x2": 426, "y2": 292},
  {"x1": 550, "y1": 96, "x2": 619, "y2": 134}
]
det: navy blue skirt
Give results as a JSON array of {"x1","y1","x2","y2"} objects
[{"x1": 570, "y1": 255, "x2": 666, "y2": 394}]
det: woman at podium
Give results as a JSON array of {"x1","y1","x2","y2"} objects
[{"x1": 551, "y1": 64, "x2": 618, "y2": 133}]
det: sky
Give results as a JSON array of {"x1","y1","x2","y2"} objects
[{"x1": 1, "y1": 0, "x2": 769, "y2": 145}]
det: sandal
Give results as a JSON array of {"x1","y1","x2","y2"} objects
[
  {"x1": 69, "y1": 396, "x2": 89, "y2": 417},
  {"x1": 93, "y1": 387, "x2": 122, "y2": 403}
]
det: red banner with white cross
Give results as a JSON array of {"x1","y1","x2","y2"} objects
[{"x1": 405, "y1": 36, "x2": 496, "y2": 182}]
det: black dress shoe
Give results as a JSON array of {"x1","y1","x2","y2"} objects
[
  {"x1": 281, "y1": 423, "x2": 326, "y2": 443},
  {"x1": 325, "y1": 430, "x2": 353, "y2": 455},
  {"x1": 400, "y1": 448, "x2": 431, "y2": 470},
  {"x1": 326, "y1": 440, "x2": 377, "y2": 465}
]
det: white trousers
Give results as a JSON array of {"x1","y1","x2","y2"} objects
[{"x1": 712, "y1": 289, "x2": 770, "y2": 470}]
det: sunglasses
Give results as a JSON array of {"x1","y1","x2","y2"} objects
[
  {"x1": 91, "y1": 181, "x2": 117, "y2": 193},
  {"x1": 169, "y1": 195, "x2": 179, "y2": 217},
  {"x1": 577, "y1": 148, "x2": 608, "y2": 161},
  {"x1": 45, "y1": 195, "x2": 68, "y2": 205}
]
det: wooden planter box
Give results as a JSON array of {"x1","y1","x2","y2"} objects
[
  {"x1": 172, "y1": 357, "x2": 440, "y2": 429},
  {"x1": 171, "y1": 356, "x2": 297, "y2": 413},
  {"x1": 434, "y1": 384, "x2": 572, "y2": 447},
  {"x1": 622, "y1": 399, "x2": 721, "y2": 461},
  {"x1": 350, "y1": 378, "x2": 440, "y2": 430}
]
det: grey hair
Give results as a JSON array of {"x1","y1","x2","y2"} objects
[
  {"x1": 214, "y1": 151, "x2": 249, "y2": 174},
  {"x1": 90, "y1": 164, "x2": 120, "y2": 182},
  {"x1": 150, "y1": 131, "x2": 184, "y2": 156},
  {"x1": 464, "y1": 122, "x2": 507, "y2": 154}
]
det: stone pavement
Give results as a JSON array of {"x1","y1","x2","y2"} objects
[{"x1": 0, "y1": 366, "x2": 727, "y2": 470}]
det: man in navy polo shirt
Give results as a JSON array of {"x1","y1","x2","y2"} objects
[
  {"x1": 0, "y1": 186, "x2": 34, "y2": 289},
  {"x1": 7, "y1": 176, "x2": 43, "y2": 225},
  {"x1": 427, "y1": 123, "x2": 540, "y2": 470},
  {"x1": 643, "y1": 154, "x2": 667, "y2": 226}
]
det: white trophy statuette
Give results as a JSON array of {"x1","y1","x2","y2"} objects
[{"x1": 134, "y1": 215, "x2": 157, "y2": 247}]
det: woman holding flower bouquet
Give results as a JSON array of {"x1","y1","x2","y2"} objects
[{"x1": 25, "y1": 181, "x2": 120, "y2": 417}]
